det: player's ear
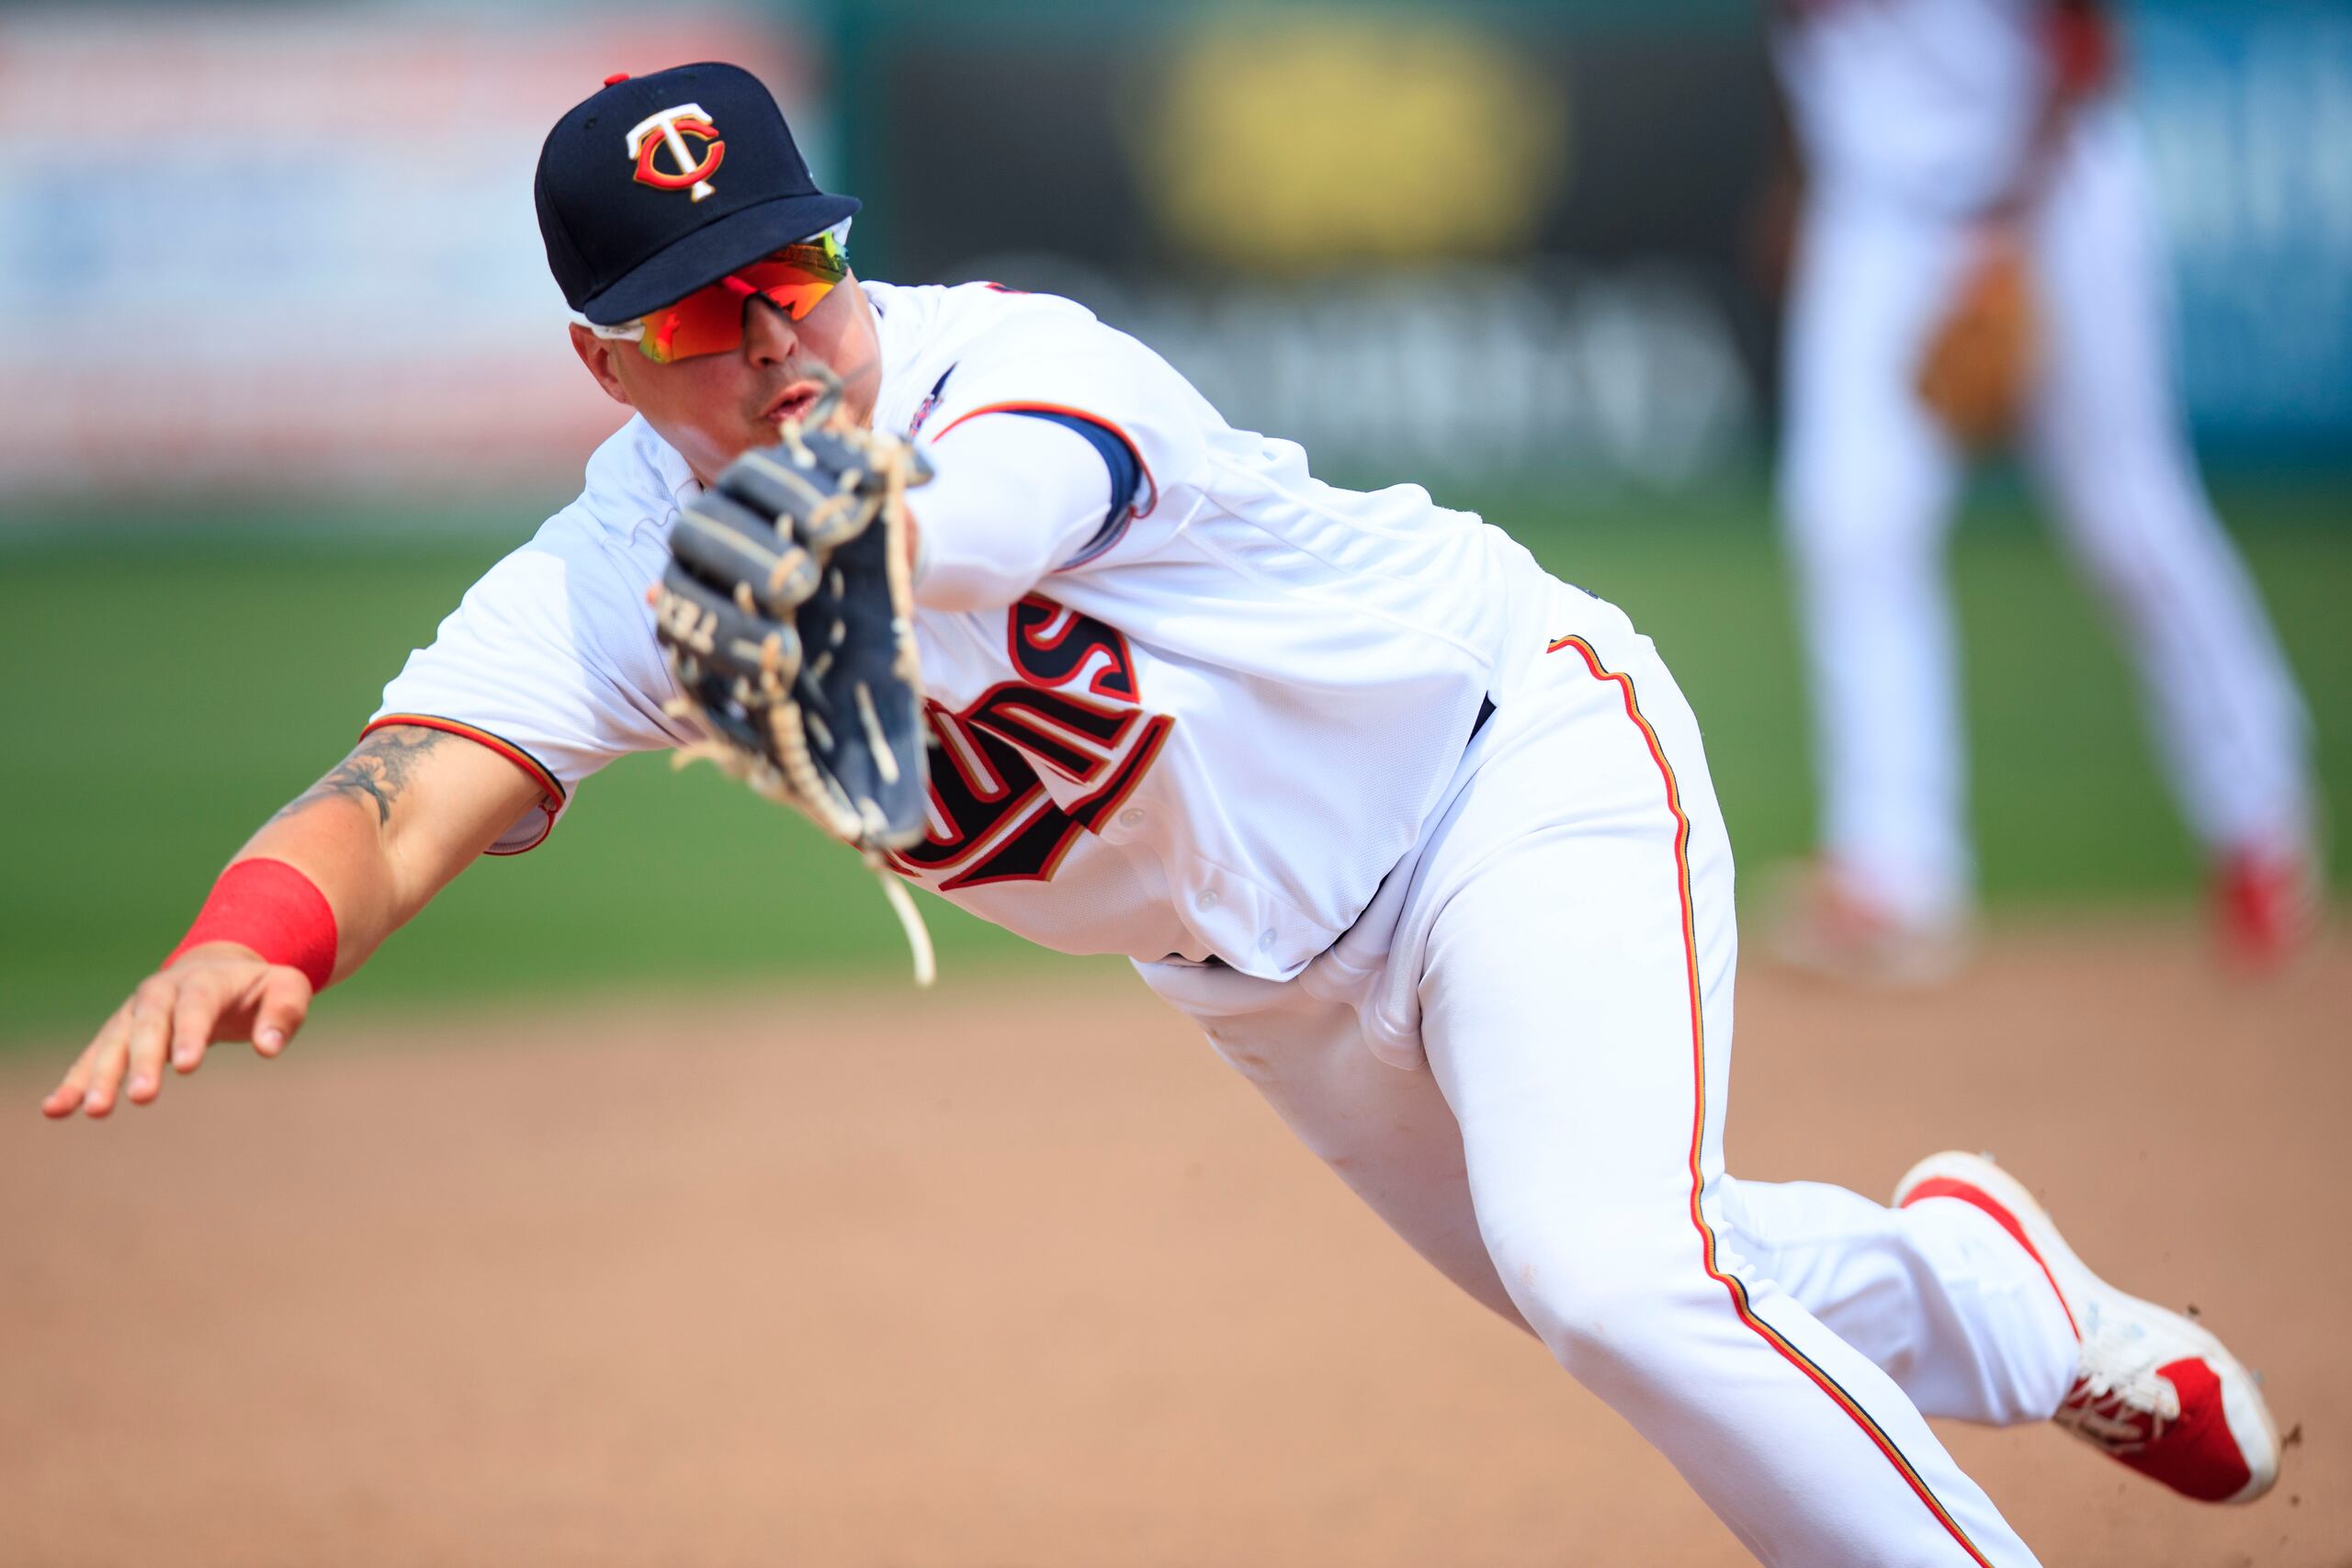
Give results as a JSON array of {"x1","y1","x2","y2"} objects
[{"x1": 569, "y1": 323, "x2": 637, "y2": 409}]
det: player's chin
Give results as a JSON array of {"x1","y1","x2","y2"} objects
[{"x1": 726, "y1": 420, "x2": 787, "y2": 458}]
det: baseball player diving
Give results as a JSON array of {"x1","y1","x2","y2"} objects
[
  {"x1": 43, "y1": 64, "x2": 2285, "y2": 1563},
  {"x1": 1768, "y1": 0, "x2": 2320, "y2": 982}
]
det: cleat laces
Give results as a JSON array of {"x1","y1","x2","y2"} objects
[{"x1": 2055, "y1": 1301, "x2": 2183, "y2": 1455}]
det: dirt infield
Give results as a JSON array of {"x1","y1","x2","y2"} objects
[{"x1": 5, "y1": 921, "x2": 2346, "y2": 1567}]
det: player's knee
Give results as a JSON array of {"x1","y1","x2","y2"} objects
[{"x1": 1484, "y1": 1222, "x2": 1714, "y2": 1393}]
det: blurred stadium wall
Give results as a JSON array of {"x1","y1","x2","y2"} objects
[
  {"x1": 0, "y1": 0, "x2": 2345, "y2": 515},
  {"x1": 0, "y1": 3, "x2": 836, "y2": 502}
]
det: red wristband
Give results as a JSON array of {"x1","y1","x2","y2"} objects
[{"x1": 164, "y1": 857, "x2": 339, "y2": 992}]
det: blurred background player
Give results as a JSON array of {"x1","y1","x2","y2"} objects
[{"x1": 1767, "y1": 0, "x2": 2321, "y2": 982}]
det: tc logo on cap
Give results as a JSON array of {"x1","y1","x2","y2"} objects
[{"x1": 627, "y1": 104, "x2": 726, "y2": 202}]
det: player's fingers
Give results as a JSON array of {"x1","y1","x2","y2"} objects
[
  {"x1": 250, "y1": 971, "x2": 313, "y2": 1058},
  {"x1": 40, "y1": 1010, "x2": 121, "y2": 1117},
  {"x1": 73, "y1": 1001, "x2": 142, "y2": 1119},
  {"x1": 169, "y1": 974, "x2": 228, "y2": 1075},
  {"x1": 40, "y1": 1043, "x2": 96, "y2": 1116},
  {"x1": 121, "y1": 976, "x2": 178, "y2": 1106}
]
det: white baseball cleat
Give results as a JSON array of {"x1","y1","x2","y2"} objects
[{"x1": 1893, "y1": 1150, "x2": 2281, "y2": 1505}]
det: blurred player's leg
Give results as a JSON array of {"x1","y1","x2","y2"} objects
[
  {"x1": 1418, "y1": 633, "x2": 2042, "y2": 1565},
  {"x1": 1778, "y1": 195, "x2": 1977, "y2": 963},
  {"x1": 2024, "y1": 110, "x2": 2317, "y2": 954}
]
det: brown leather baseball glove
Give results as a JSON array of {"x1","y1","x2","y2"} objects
[{"x1": 1916, "y1": 234, "x2": 2038, "y2": 448}]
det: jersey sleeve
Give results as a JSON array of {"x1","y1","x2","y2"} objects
[
  {"x1": 908, "y1": 310, "x2": 1208, "y2": 610},
  {"x1": 368, "y1": 510, "x2": 686, "y2": 854}
]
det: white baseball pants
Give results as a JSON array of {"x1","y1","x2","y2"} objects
[
  {"x1": 1778, "y1": 106, "x2": 2312, "y2": 922},
  {"x1": 1141, "y1": 595, "x2": 2075, "y2": 1565}
]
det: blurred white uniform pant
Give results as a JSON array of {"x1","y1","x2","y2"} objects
[
  {"x1": 1141, "y1": 602, "x2": 2074, "y2": 1566},
  {"x1": 1778, "y1": 107, "x2": 2312, "y2": 921}
]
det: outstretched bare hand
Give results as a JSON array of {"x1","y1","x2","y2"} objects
[{"x1": 41, "y1": 943, "x2": 314, "y2": 1120}]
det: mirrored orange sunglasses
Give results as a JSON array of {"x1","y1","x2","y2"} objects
[{"x1": 582, "y1": 232, "x2": 848, "y2": 364}]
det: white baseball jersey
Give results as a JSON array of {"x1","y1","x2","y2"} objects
[
  {"x1": 372, "y1": 280, "x2": 1559, "y2": 979},
  {"x1": 1771, "y1": 0, "x2": 2071, "y2": 215}
]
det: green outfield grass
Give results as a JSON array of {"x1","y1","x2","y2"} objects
[{"x1": 1, "y1": 479, "x2": 2343, "y2": 1042}]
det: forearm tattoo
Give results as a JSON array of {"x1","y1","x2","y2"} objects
[{"x1": 273, "y1": 727, "x2": 451, "y2": 828}]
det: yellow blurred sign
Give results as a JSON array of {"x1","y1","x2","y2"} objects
[{"x1": 1132, "y1": 12, "x2": 1570, "y2": 273}]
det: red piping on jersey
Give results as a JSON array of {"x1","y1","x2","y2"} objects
[
  {"x1": 925, "y1": 400, "x2": 1159, "y2": 519},
  {"x1": 1546, "y1": 633, "x2": 2000, "y2": 1568},
  {"x1": 359, "y1": 714, "x2": 563, "y2": 855}
]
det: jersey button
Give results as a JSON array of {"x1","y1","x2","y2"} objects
[
  {"x1": 1118, "y1": 808, "x2": 1146, "y2": 829},
  {"x1": 1197, "y1": 889, "x2": 1221, "y2": 910}
]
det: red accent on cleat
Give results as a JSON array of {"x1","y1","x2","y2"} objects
[
  {"x1": 2063, "y1": 1357, "x2": 2253, "y2": 1504},
  {"x1": 2213, "y1": 845, "x2": 2319, "y2": 971},
  {"x1": 1895, "y1": 1152, "x2": 2280, "y2": 1506}
]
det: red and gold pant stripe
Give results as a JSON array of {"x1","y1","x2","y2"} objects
[{"x1": 1548, "y1": 633, "x2": 1997, "y2": 1568}]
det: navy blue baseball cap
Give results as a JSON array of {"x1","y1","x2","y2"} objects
[{"x1": 536, "y1": 62, "x2": 860, "y2": 325}]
